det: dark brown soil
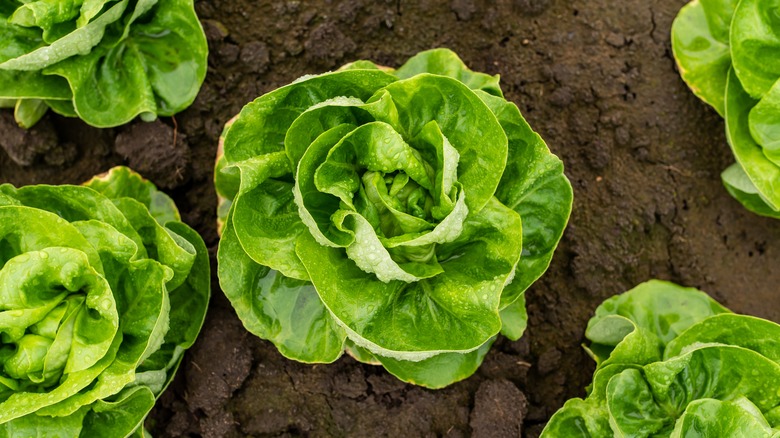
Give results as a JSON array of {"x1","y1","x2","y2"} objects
[{"x1": 2, "y1": 0, "x2": 779, "y2": 436}]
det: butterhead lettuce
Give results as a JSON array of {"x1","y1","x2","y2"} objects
[
  {"x1": 542, "y1": 280, "x2": 780, "y2": 437},
  {"x1": 0, "y1": 0, "x2": 207, "y2": 128},
  {"x1": 672, "y1": 0, "x2": 780, "y2": 218},
  {"x1": 215, "y1": 49, "x2": 573, "y2": 388},
  {"x1": 0, "y1": 167, "x2": 210, "y2": 437}
]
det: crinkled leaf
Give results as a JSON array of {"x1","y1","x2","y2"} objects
[
  {"x1": 0, "y1": 406, "x2": 89, "y2": 438},
  {"x1": 223, "y1": 70, "x2": 397, "y2": 163},
  {"x1": 157, "y1": 223, "x2": 209, "y2": 351},
  {"x1": 0, "y1": 0, "x2": 128, "y2": 71},
  {"x1": 671, "y1": 398, "x2": 780, "y2": 438},
  {"x1": 749, "y1": 77, "x2": 780, "y2": 166},
  {"x1": 297, "y1": 197, "x2": 520, "y2": 360},
  {"x1": 393, "y1": 48, "x2": 503, "y2": 97},
  {"x1": 0, "y1": 336, "x2": 119, "y2": 424},
  {"x1": 136, "y1": 222, "x2": 209, "y2": 396},
  {"x1": 665, "y1": 313, "x2": 780, "y2": 362},
  {"x1": 0, "y1": 204, "x2": 102, "y2": 271},
  {"x1": 84, "y1": 166, "x2": 180, "y2": 226},
  {"x1": 540, "y1": 398, "x2": 613, "y2": 438},
  {"x1": 609, "y1": 346, "x2": 780, "y2": 435},
  {"x1": 6, "y1": 184, "x2": 145, "y2": 261},
  {"x1": 109, "y1": 197, "x2": 195, "y2": 291},
  {"x1": 0, "y1": 0, "x2": 207, "y2": 127},
  {"x1": 584, "y1": 280, "x2": 729, "y2": 366},
  {"x1": 231, "y1": 152, "x2": 308, "y2": 280},
  {"x1": 10, "y1": 0, "x2": 84, "y2": 30},
  {"x1": 81, "y1": 386, "x2": 155, "y2": 438}
]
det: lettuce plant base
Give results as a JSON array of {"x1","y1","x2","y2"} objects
[{"x1": 1, "y1": 0, "x2": 779, "y2": 436}]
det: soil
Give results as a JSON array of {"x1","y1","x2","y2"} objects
[{"x1": 2, "y1": 0, "x2": 779, "y2": 436}]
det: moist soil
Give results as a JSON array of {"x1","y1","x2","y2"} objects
[{"x1": 2, "y1": 0, "x2": 779, "y2": 436}]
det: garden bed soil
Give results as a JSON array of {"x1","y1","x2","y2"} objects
[{"x1": 2, "y1": 0, "x2": 779, "y2": 436}]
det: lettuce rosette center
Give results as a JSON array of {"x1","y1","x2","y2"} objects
[
  {"x1": 216, "y1": 49, "x2": 572, "y2": 387},
  {"x1": 1, "y1": 247, "x2": 117, "y2": 390},
  {"x1": 292, "y1": 74, "x2": 508, "y2": 287}
]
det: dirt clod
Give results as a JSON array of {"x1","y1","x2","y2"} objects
[
  {"x1": 240, "y1": 41, "x2": 271, "y2": 73},
  {"x1": 114, "y1": 120, "x2": 190, "y2": 190},
  {"x1": 470, "y1": 379, "x2": 528, "y2": 437},
  {"x1": 451, "y1": 0, "x2": 477, "y2": 21},
  {"x1": 536, "y1": 348, "x2": 562, "y2": 376},
  {"x1": 514, "y1": 0, "x2": 551, "y2": 16},
  {"x1": 0, "y1": 113, "x2": 61, "y2": 166},
  {"x1": 304, "y1": 23, "x2": 357, "y2": 66}
]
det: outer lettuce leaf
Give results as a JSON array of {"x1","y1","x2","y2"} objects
[
  {"x1": 214, "y1": 117, "x2": 240, "y2": 233},
  {"x1": 749, "y1": 78, "x2": 780, "y2": 167},
  {"x1": 0, "y1": 166, "x2": 209, "y2": 436},
  {"x1": 0, "y1": 386, "x2": 157, "y2": 438},
  {"x1": 476, "y1": 90, "x2": 573, "y2": 338},
  {"x1": 664, "y1": 313, "x2": 780, "y2": 361},
  {"x1": 84, "y1": 167, "x2": 181, "y2": 226},
  {"x1": 0, "y1": 0, "x2": 207, "y2": 128},
  {"x1": 542, "y1": 280, "x2": 780, "y2": 438},
  {"x1": 218, "y1": 210, "x2": 346, "y2": 363},
  {"x1": 216, "y1": 49, "x2": 572, "y2": 387},
  {"x1": 13, "y1": 99, "x2": 48, "y2": 129},
  {"x1": 376, "y1": 337, "x2": 496, "y2": 389},
  {"x1": 584, "y1": 280, "x2": 729, "y2": 366},
  {"x1": 393, "y1": 48, "x2": 503, "y2": 97},
  {"x1": 722, "y1": 162, "x2": 780, "y2": 218},
  {"x1": 671, "y1": 0, "x2": 736, "y2": 115}
]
